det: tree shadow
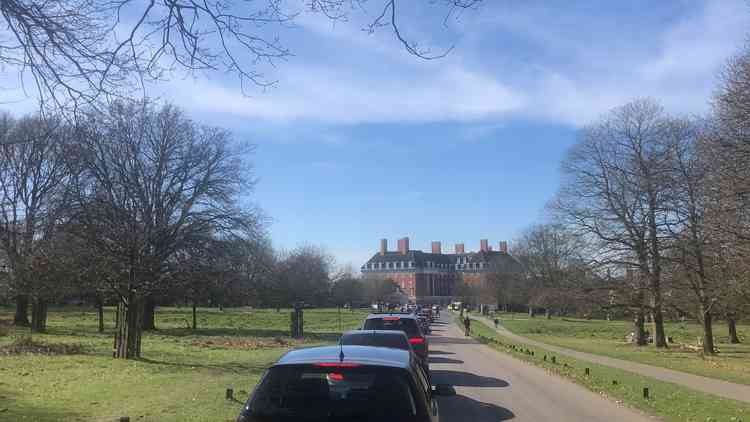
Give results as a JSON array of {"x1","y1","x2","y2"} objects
[
  {"x1": 155, "y1": 327, "x2": 342, "y2": 342},
  {"x1": 428, "y1": 356, "x2": 464, "y2": 365},
  {"x1": 138, "y1": 357, "x2": 270, "y2": 374},
  {"x1": 0, "y1": 386, "x2": 84, "y2": 422},
  {"x1": 430, "y1": 336, "x2": 480, "y2": 345},
  {"x1": 431, "y1": 369, "x2": 509, "y2": 388},
  {"x1": 437, "y1": 394, "x2": 515, "y2": 421},
  {"x1": 428, "y1": 350, "x2": 455, "y2": 356}
]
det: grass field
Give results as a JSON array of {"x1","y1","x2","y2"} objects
[
  {"x1": 0, "y1": 306, "x2": 369, "y2": 422},
  {"x1": 466, "y1": 316, "x2": 750, "y2": 422},
  {"x1": 490, "y1": 312, "x2": 750, "y2": 386}
]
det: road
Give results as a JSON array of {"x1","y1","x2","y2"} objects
[
  {"x1": 428, "y1": 314, "x2": 653, "y2": 422},
  {"x1": 469, "y1": 314, "x2": 750, "y2": 404}
]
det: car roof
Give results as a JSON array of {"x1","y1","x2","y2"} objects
[
  {"x1": 342, "y1": 330, "x2": 409, "y2": 338},
  {"x1": 276, "y1": 345, "x2": 411, "y2": 369},
  {"x1": 366, "y1": 313, "x2": 418, "y2": 320}
]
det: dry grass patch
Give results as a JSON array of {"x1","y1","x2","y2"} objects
[
  {"x1": 191, "y1": 336, "x2": 299, "y2": 350},
  {"x1": 0, "y1": 336, "x2": 84, "y2": 355}
]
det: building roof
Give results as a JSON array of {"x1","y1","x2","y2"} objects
[{"x1": 362, "y1": 249, "x2": 522, "y2": 272}]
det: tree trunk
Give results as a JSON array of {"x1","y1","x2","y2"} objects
[
  {"x1": 634, "y1": 310, "x2": 647, "y2": 346},
  {"x1": 651, "y1": 292, "x2": 668, "y2": 348},
  {"x1": 701, "y1": 310, "x2": 715, "y2": 355},
  {"x1": 545, "y1": 308, "x2": 551, "y2": 320},
  {"x1": 728, "y1": 316, "x2": 741, "y2": 344},
  {"x1": 14, "y1": 294, "x2": 29, "y2": 326},
  {"x1": 192, "y1": 302, "x2": 197, "y2": 331},
  {"x1": 97, "y1": 296, "x2": 105, "y2": 333},
  {"x1": 528, "y1": 306, "x2": 535, "y2": 318},
  {"x1": 113, "y1": 293, "x2": 144, "y2": 359},
  {"x1": 30, "y1": 298, "x2": 48, "y2": 333},
  {"x1": 142, "y1": 296, "x2": 156, "y2": 330}
]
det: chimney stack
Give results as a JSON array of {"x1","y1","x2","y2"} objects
[
  {"x1": 480, "y1": 239, "x2": 489, "y2": 252},
  {"x1": 397, "y1": 237, "x2": 410, "y2": 255},
  {"x1": 455, "y1": 243, "x2": 465, "y2": 254},
  {"x1": 380, "y1": 239, "x2": 387, "y2": 255},
  {"x1": 431, "y1": 241, "x2": 442, "y2": 254},
  {"x1": 499, "y1": 241, "x2": 508, "y2": 254}
]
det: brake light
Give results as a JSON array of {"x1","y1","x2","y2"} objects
[
  {"x1": 314, "y1": 362, "x2": 362, "y2": 368},
  {"x1": 327, "y1": 373, "x2": 345, "y2": 381},
  {"x1": 383, "y1": 316, "x2": 401, "y2": 321},
  {"x1": 409, "y1": 337, "x2": 425, "y2": 345}
]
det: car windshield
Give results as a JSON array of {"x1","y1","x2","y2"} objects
[
  {"x1": 246, "y1": 365, "x2": 420, "y2": 422},
  {"x1": 363, "y1": 318, "x2": 420, "y2": 337},
  {"x1": 340, "y1": 333, "x2": 409, "y2": 350}
]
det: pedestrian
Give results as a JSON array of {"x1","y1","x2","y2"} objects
[
  {"x1": 494, "y1": 317, "x2": 500, "y2": 329},
  {"x1": 464, "y1": 316, "x2": 471, "y2": 336}
]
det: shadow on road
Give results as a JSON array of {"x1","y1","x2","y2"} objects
[
  {"x1": 428, "y1": 350, "x2": 455, "y2": 356},
  {"x1": 429, "y1": 356, "x2": 464, "y2": 365},
  {"x1": 431, "y1": 369, "x2": 509, "y2": 387},
  {"x1": 438, "y1": 394, "x2": 515, "y2": 421},
  {"x1": 430, "y1": 336, "x2": 480, "y2": 345}
]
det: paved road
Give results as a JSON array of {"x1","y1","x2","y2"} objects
[
  {"x1": 428, "y1": 314, "x2": 653, "y2": 422},
  {"x1": 471, "y1": 314, "x2": 750, "y2": 404}
]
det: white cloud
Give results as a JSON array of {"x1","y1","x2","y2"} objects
[{"x1": 169, "y1": 64, "x2": 526, "y2": 124}]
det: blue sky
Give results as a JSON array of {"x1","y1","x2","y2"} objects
[{"x1": 3, "y1": 1, "x2": 749, "y2": 269}]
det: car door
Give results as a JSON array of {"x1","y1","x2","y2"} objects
[{"x1": 412, "y1": 362, "x2": 438, "y2": 422}]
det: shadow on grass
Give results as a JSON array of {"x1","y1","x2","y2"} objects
[
  {"x1": 0, "y1": 386, "x2": 83, "y2": 422},
  {"x1": 154, "y1": 327, "x2": 343, "y2": 342},
  {"x1": 138, "y1": 357, "x2": 270, "y2": 374}
]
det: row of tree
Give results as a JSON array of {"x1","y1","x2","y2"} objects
[
  {"x1": 463, "y1": 44, "x2": 750, "y2": 355},
  {"x1": 0, "y1": 100, "x2": 365, "y2": 359}
]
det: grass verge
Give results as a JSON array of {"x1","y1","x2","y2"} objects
[
  {"x1": 494, "y1": 313, "x2": 750, "y2": 386},
  {"x1": 464, "y1": 316, "x2": 750, "y2": 422},
  {"x1": 0, "y1": 306, "x2": 368, "y2": 422}
]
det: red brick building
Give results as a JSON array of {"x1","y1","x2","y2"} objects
[{"x1": 360, "y1": 236, "x2": 521, "y2": 303}]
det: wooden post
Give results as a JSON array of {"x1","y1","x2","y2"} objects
[
  {"x1": 585, "y1": 368, "x2": 590, "y2": 376},
  {"x1": 551, "y1": 356, "x2": 556, "y2": 364},
  {"x1": 643, "y1": 387, "x2": 649, "y2": 399},
  {"x1": 226, "y1": 388, "x2": 234, "y2": 400},
  {"x1": 119, "y1": 417, "x2": 130, "y2": 422}
]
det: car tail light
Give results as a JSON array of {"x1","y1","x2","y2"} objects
[
  {"x1": 409, "y1": 337, "x2": 425, "y2": 345},
  {"x1": 327, "y1": 373, "x2": 345, "y2": 381},
  {"x1": 315, "y1": 362, "x2": 362, "y2": 368},
  {"x1": 383, "y1": 316, "x2": 400, "y2": 321}
]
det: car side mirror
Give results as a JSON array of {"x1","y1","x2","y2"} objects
[{"x1": 432, "y1": 384, "x2": 455, "y2": 396}]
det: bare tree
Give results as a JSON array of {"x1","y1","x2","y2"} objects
[
  {"x1": 0, "y1": 0, "x2": 482, "y2": 109},
  {"x1": 70, "y1": 99, "x2": 255, "y2": 358},
  {"x1": 0, "y1": 113, "x2": 72, "y2": 330},
  {"x1": 512, "y1": 224, "x2": 588, "y2": 319},
  {"x1": 552, "y1": 99, "x2": 674, "y2": 348}
]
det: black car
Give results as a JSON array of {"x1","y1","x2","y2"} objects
[
  {"x1": 236, "y1": 345, "x2": 452, "y2": 422},
  {"x1": 362, "y1": 313, "x2": 428, "y2": 362},
  {"x1": 340, "y1": 330, "x2": 411, "y2": 351}
]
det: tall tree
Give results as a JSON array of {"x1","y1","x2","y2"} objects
[
  {"x1": 512, "y1": 224, "x2": 588, "y2": 319},
  {"x1": 0, "y1": 113, "x2": 72, "y2": 330},
  {"x1": 553, "y1": 99, "x2": 674, "y2": 348},
  {"x1": 71, "y1": 100, "x2": 255, "y2": 358},
  {"x1": 0, "y1": 0, "x2": 482, "y2": 109}
]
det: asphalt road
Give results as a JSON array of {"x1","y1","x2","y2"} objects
[{"x1": 428, "y1": 314, "x2": 653, "y2": 422}]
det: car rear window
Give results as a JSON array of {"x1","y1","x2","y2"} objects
[
  {"x1": 340, "y1": 333, "x2": 410, "y2": 350},
  {"x1": 246, "y1": 365, "x2": 420, "y2": 421},
  {"x1": 363, "y1": 318, "x2": 420, "y2": 337}
]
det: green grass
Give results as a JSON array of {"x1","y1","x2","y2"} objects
[
  {"x1": 491, "y1": 312, "x2": 750, "y2": 386},
  {"x1": 0, "y1": 306, "x2": 368, "y2": 422},
  {"x1": 466, "y1": 316, "x2": 750, "y2": 422}
]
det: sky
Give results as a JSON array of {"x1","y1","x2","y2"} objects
[{"x1": 2, "y1": 0, "x2": 749, "y2": 270}]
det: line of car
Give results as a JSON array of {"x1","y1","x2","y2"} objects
[{"x1": 236, "y1": 305, "x2": 449, "y2": 422}]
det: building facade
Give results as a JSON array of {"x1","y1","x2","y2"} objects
[{"x1": 361, "y1": 237, "x2": 521, "y2": 303}]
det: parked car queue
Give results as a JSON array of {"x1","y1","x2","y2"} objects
[{"x1": 236, "y1": 305, "x2": 448, "y2": 422}]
